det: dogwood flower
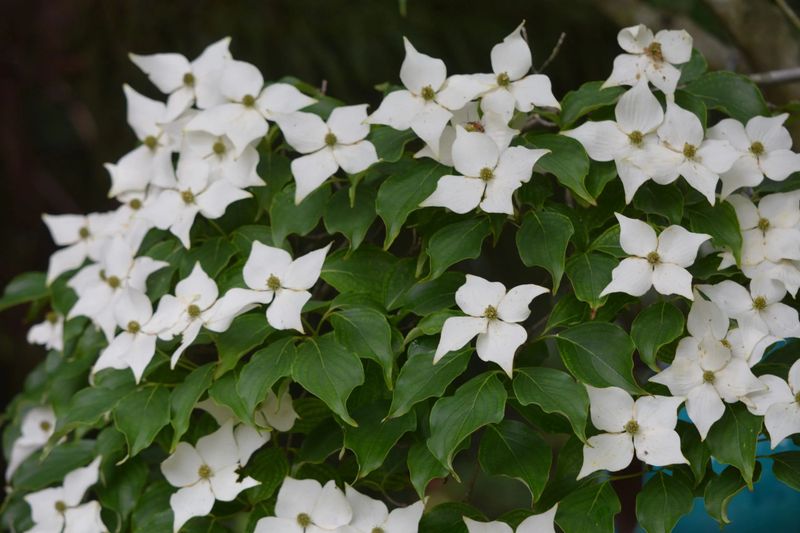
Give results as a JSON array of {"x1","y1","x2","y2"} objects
[
  {"x1": 603, "y1": 24, "x2": 692, "y2": 95},
  {"x1": 24, "y1": 457, "x2": 103, "y2": 533},
  {"x1": 562, "y1": 79, "x2": 663, "y2": 202},
  {"x1": 182, "y1": 131, "x2": 264, "y2": 188},
  {"x1": 5, "y1": 406, "x2": 56, "y2": 481},
  {"x1": 366, "y1": 38, "x2": 485, "y2": 156},
  {"x1": 637, "y1": 102, "x2": 739, "y2": 204},
  {"x1": 253, "y1": 477, "x2": 353, "y2": 533},
  {"x1": 130, "y1": 37, "x2": 232, "y2": 120},
  {"x1": 433, "y1": 274, "x2": 548, "y2": 376},
  {"x1": 463, "y1": 505, "x2": 557, "y2": 533},
  {"x1": 42, "y1": 212, "x2": 117, "y2": 283},
  {"x1": 726, "y1": 192, "x2": 800, "y2": 263},
  {"x1": 578, "y1": 386, "x2": 686, "y2": 479},
  {"x1": 600, "y1": 213, "x2": 710, "y2": 300},
  {"x1": 241, "y1": 241, "x2": 330, "y2": 332},
  {"x1": 142, "y1": 156, "x2": 251, "y2": 248},
  {"x1": 275, "y1": 105, "x2": 378, "y2": 203},
  {"x1": 744, "y1": 360, "x2": 800, "y2": 448},
  {"x1": 186, "y1": 60, "x2": 316, "y2": 156},
  {"x1": 707, "y1": 114, "x2": 800, "y2": 198},
  {"x1": 344, "y1": 485, "x2": 424, "y2": 533},
  {"x1": 161, "y1": 421, "x2": 262, "y2": 532},
  {"x1": 420, "y1": 126, "x2": 549, "y2": 214},
  {"x1": 27, "y1": 311, "x2": 64, "y2": 352}
]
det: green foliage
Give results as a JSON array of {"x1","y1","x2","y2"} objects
[{"x1": 631, "y1": 302, "x2": 685, "y2": 371}]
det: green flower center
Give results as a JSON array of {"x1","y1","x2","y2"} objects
[
  {"x1": 46, "y1": 311, "x2": 59, "y2": 324},
  {"x1": 242, "y1": 94, "x2": 256, "y2": 107},
  {"x1": 54, "y1": 500, "x2": 67, "y2": 513},
  {"x1": 129, "y1": 198, "x2": 142, "y2": 210},
  {"x1": 720, "y1": 339, "x2": 731, "y2": 349},
  {"x1": 213, "y1": 141, "x2": 227, "y2": 156},
  {"x1": 750, "y1": 141, "x2": 765, "y2": 156},
  {"x1": 484, "y1": 305, "x2": 498, "y2": 320},
  {"x1": 372, "y1": 528, "x2": 386, "y2": 533},
  {"x1": 107, "y1": 275, "x2": 121, "y2": 289},
  {"x1": 464, "y1": 121, "x2": 485, "y2": 133},
  {"x1": 628, "y1": 130, "x2": 644, "y2": 146},
  {"x1": 645, "y1": 41, "x2": 663, "y2": 62},
  {"x1": 127, "y1": 321, "x2": 141, "y2": 334},
  {"x1": 420, "y1": 85, "x2": 436, "y2": 101},
  {"x1": 267, "y1": 274, "x2": 281, "y2": 291},
  {"x1": 297, "y1": 513, "x2": 311, "y2": 527},
  {"x1": 479, "y1": 167, "x2": 494, "y2": 182},
  {"x1": 757, "y1": 217, "x2": 770, "y2": 232},
  {"x1": 79, "y1": 226, "x2": 90, "y2": 239},
  {"x1": 183, "y1": 72, "x2": 195, "y2": 87},
  {"x1": 795, "y1": 392, "x2": 800, "y2": 404},
  {"x1": 753, "y1": 296, "x2": 767, "y2": 311},
  {"x1": 187, "y1": 304, "x2": 201, "y2": 318},
  {"x1": 682, "y1": 143, "x2": 697, "y2": 159},
  {"x1": 143, "y1": 135, "x2": 158, "y2": 150},
  {"x1": 40, "y1": 420, "x2": 52, "y2": 432},
  {"x1": 496, "y1": 72, "x2": 511, "y2": 87},
  {"x1": 198, "y1": 464, "x2": 212, "y2": 479},
  {"x1": 703, "y1": 370, "x2": 715, "y2": 384},
  {"x1": 624, "y1": 419, "x2": 639, "y2": 434},
  {"x1": 646, "y1": 251, "x2": 660, "y2": 265},
  {"x1": 325, "y1": 132, "x2": 338, "y2": 146},
  {"x1": 181, "y1": 190, "x2": 195, "y2": 204}
]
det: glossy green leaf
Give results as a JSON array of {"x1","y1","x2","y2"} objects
[
  {"x1": 370, "y1": 126, "x2": 418, "y2": 163},
  {"x1": 324, "y1": 185, "x2": 377, "y2": 249},
  {"x1": 331, "y1": 306, "x2": 395, "y2": 388},
  {"x1": 10, "y1": 440, "x2": 96, "y2": 492},
  {"x1": 704, "y1": 464, "x2": 762, "y2": 526},
  {"x1": 685, "y1": 199, "x2": 743, "y2": 264},
  {"x1": 513, "y1": 367, "x2": 588, "y2": 442},
  {"x1": 635, "y1": 471, "x2": 694, "y2": 533},
  {"x1": 214, "y1": 312, "x2": 272, "y2": 377},
  {"x1": 516, "y1": 210, "x2": 573, "y2": 291},
  {"x1": 0, "y1": 272, "x2": 47, "y2": 311},
  {"x1": 170, "y1": 363, "x2": 215, "y2": 451},
  {"x1": 565, "y1": 252, "x2": 615, "y2": 309},
  {"x1": 631, "y1": 302, "x2": 685, "y2": 371},
  {"x1": 556, "y1": 481, "x2": 620, "y2": 533},
  {"x1": 237, "y1": 337, "x2": 296, "y2": 422},
  {"x1": 179, "y1": 236, "x2": 236, "y2": 278},
  {"x1": 633, "y1": 183, "x2": 684, "y2": 225},
  {"x1": 706, "y1": 403, "x2": 762, "y2": 487},
  {"x1": 245, "y1": 447, "x2": 289, "y2": 503},
  {"x1": 558, "y1": 81, "x2": 625, "y2": 129},
  {"x1": 426, "y1": 217, "x2": 491, "y2": 279},
  {"x1": 771, "y1": 452, "x2": 800, "y2": 491},
  {"x1": 270, "y1": 183, "x2": 330, "y2": 246},
  {"x1": 525, "y1": 133, "x2": 594, "y2": 204},
  {"x1": 344, "y1": 402, "x2": 417, "y2": 478},
  {"x1": 113, "y1": 386, "x2": 171, "y2": 457},
  {"x1": 685, "y1": 71, "x2": 769, "y2": 122}
]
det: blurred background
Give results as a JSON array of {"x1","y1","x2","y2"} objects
[{"x1": 1, "y1": 0, "x2": 799, "y2": 530}]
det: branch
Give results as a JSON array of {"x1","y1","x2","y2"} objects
[
  {"x1": 749, "y1": 67, "x2": 800, "y2": 85},
  {"x1": 535, "y1": 32, "x2": 567, "y2": 73}
]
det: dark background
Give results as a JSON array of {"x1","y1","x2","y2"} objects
[{"x1": 1, "y1": 0, "x2": 799, "y2": 529}]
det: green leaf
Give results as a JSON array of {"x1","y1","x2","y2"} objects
[
  {"x1": 98, "y1": 456, "x2": 148, "y2": 522},
  {"x1": 678, "y1": 48, "x2": 708, "y2": 84},
  {"x1": 685, "y1": 199, "x2": 742, "y2": 264},
  {"x1": 170, "y1": 363, "x2": 215, "y2": 451},
  {"x1": 0, "y1": 272, "x2": 47, "y2": 311},
  {"x1": 331, "y1": 306, "x2": 395, "y2": 389},
  {"x1": 565, "y1": 252, "x2": 616, "y2": 310},
  {"x1": 376, "y1": 158, "x2": 448, "y2": 247},
  {"x1": 10, "y1": 440, "x2": 96, "y2": 491},
  {"x1": 633, "y1": 183, "x2": 684, "y2": 225},
  {"x1": 556, "y1": 481, "x2": 620, "y2": 533},
  {"x1": 131, "y1": 480, "x2": 173, "y2": 533},
  {"x1": 545, "y1": 294, "x2": 589, "y2": 332},
  {"x1": 585, "y1": 161, "x2": 618, "y2": 199},
  {"x1": 55, "y1": 378, "x2": 136, "y2": 437},
  {"x1": 237, "y1": 337, "x2": 296, "y2": 422},
  {"x1": 292, "y1": 334, "x2": 365, "y2": 426},
  {"x1": 387, "y1": 339, "x2": 470, "y2": 419},
  {"x1": 478, "y1": 420, "x2": 551, "y2": 501},
  {"x1": 513, "y1": 367, "x2": 588, "y2": 442},
  {"x1": 516, "y1": 210, "x2": 574, "y2": 291},
  {"x1": 635, "y1": 471, "x2": 694, "y2": 533},
  {"x1": 427, "y1": 372, "x2": 507, "y2": 472},
  {"x1": 207, "y1": 371, "x2": 251, "y2": 424},
  {"x1": 245, "y1": 447, "x2": 289, "y2": 503},
  {"x1": 231, "y1": 225, "x2": 273, "y2": 255},
  {"x1": 525, "y1": 134, "x2": 594, "y2": 205},
  {"x1": 344, "y1": 402, "x2": 417, "y2": 478},
  {"x1": 408, "y1": 440, "x2": 449, "y2": 499},
  {"x1": 426, "y1": 217, "x2": 491, "y2": 279},
  {"x1": 214, "y1": 312, "x2": 272, "y2": 377},
  {"x1": 677, "y1": 421, "x2": 710, "y2": 485},
  {"x1": 685, "y1": 71, "x2": 769, "y2": 122},
  {"x1": 113, "y1": 386, "x2": 171, "y2": 458},
  {"x1": 419, "y1": 502, "x2": 485, "y2": 533},
  {"x1": 324, "y1": 185, "x2": 377, "y2": 249},
  {"x1": 588, "y1": 225, "x2": 624, "y2": 258},
  {"x1": 771, "y1": 452, "x2": 800, "y2": 491},
  {"x1": 554, "y1": 322, "x2": 641, "y2": 394},
  {"x1": 558, "y1": 81, "x2": 625, "y2": 129},
  {"x1": 397, "y1": 272, "x2": 462, "y2": 315},
  {"x1": 270, "y1": 183, "x2": 329, "y2": 246},
  {"x1": 631, "y1": 302, "x2": 685, "y2": 371},
  {"x1": 321, "y1": 247, "x2": 400, "y2": 300},
  {"x1": 704, "y1": 464, "x2": 762, "y2": 526},
  {"x1": 706, "y1": 403, "x2": 762, "y2": 487},
  {"x1": 179, "y1": 237, "x2": 236, "y2": 278},
  {"x1": 370, "y1": 126, "x2": 418, "y2": 163}
]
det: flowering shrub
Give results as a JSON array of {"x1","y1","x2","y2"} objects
[{"x1": 2, "y1": 21, "x2": 800, "y2": 533}]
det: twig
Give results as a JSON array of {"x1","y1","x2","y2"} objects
[
  {"x1": 749, "y1": 66, "x2": 800, "y2": 85},
  {"x1": 535, "y1": 32, "x2": 567, "y2": 73},
  {"x1": 776, "y1": 0, "x2": 800, "y2": 31},
  {"x1": 519, "y1": 114, "x2": 558, "y2": 133}
]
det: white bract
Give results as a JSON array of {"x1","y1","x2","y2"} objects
[
  {"x1": 275, "y1": 105, "x2": 378, "y2": 203},
  {"x1": 726, "y1": 192, "x2": 800, "y2": 264},
  {"x1": 562, "y1": 79, "x2": 663, "y2": 202},
  {"x1": 463, "y1": 505, "x2": 557, "y2": 533},
  {"x1": 433, "y1": 274, "x2": 548, "y2": 376},
  {"x1": 578, "y1": 386, "x2": 686, "y2": 479},
  {"x1": 708, "y1": 114, "x2": 800, "y2": 198},
  {"x1": 343, "y1": 485, "x2": 424, "y2": 533},
  {"x1": 6, "y1": 406, "x2": 56, "y2": 481},
  {"x1": 603, "y1": 24, "x2": 692, "y2": 95},
  {"x1": 744, "y1": 359, "x2": 800, "y2": 448},
  {"x1": 254, "y1": 477, "x2": 353, "y2": 533},
  {"x1": 197, "y1": 386, "x2": 299, "y2": 432},
  {"x1": 161, "y1": 420, "x2": 265, "y2": 532},
  {"x1": 130, "y1": 37, "x2": 232, "y2": 120},
  {"x1": 420, "y1": 126, "x2": 549, "y2": 214},
  {"x1": 182, "y1": 131, "x2": 264, "y2": 189},
  {"x1": 42, "y1": 212, "x2": 115, "y2": 283},
  {"x1": 27, "y1": 311, "x2": 64, "y2": 352},
  {"x1": 600, "y1": 213, "x2": 710, "y2": 300}
]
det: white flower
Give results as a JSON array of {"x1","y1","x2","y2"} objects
[
  {"x1": 186, "y1": 60, "x2": 316, "y2": 156},
  {"x1": 275, "y1": 105, "x2": 378, "y2": 203},
  {"x1": 5, "y1": 406, "x2": 56, "y2": 481},
  {"x1": 562, "y1": 79, "x2": 663, "y2": 202},
  {"x1": 241, "y1": 241, "x2": 330, "y2": 332},
  {"x1": 698, "y1": 277, "x2": 800, "y2": 338},
  {"x1": 42, "y1": 212, "x2": 116, "y2": 283},
  {"x1": 27, "y1": 311, "x2": 64, "y2": 352},
  {"x1": 744, "y1": 360, "x2": 800, "y2": 448},
  {"x1": 253, "y1": 477, "x2": 352, "y2": 533},
  {"x1": 366, "y1": 38, "x2": 486, "y2": 157},
  {"x1": 433, "y1": 274, "x2": 548, "y2": 376},
  {"x1": 707, "y1": 114, "x2": 800, "y2": 198},
  {"x1": 600, "y1": 213, "x2": 710, "y2": 300},
  {"x1": 197, "y1": 386, "x2": 299, "y2": 432},
  {"x1": 636, "y1": 102, "x2": 739, "y2": 204},
  {"x1": 182, "y1": 131, "x2": 263, "y2": 188},
  {"x1": 420, "y1": 126, "x2": 549, "y2": 214},
  {"x1": 130, "y1": 37, "x2": 232, "y2": 120},
  {"x1": 24, "y1": 457, "x2": 103, "y2": 533},
  {"x1": 161, "y1": 421, "x2": 264, "y2": 533},
  {"x1": 91, "y1": 289, "x2": 158, "y2": 383},
  {"x1": 603, "y1": 24, "x2": 692, "y2": 95},
  {"x1": 344, "y1": 485, "x2": 424, "y2": 533},
  {"x1": 578, "y1": 386, "x2": 686, "y2": 479},
  {"x1": 142, "y1": 156, "x2": 251, "y2": 248},
  {"x1": 727, "y1": 192, "x2": 800, "y2": 263},
  {"x1": 463, "y1": 505, "x2": 557, "y2": 533}
]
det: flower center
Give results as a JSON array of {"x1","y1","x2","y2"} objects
[
  {"x1": 143, "y1": 135, "x2": 158, "y2": 150},
  {"x1": 129, "y1": 198, "x2": 142, "y2": 210},
  {"x1": 646, "y1": 251, "x2": 660, "y2": 265},
  {"x1": 79, "y1": 226, "x2": 90, "y2": 239},
  {"x1": 703, "y1": 370, "x2": 715, "y2": 384},
  {"x1": 183, "y1": 72, "x2": 195, "y2": 87},
  {"x1": 40, "y1": 420, "x2": 52, "y2": 432},
  {"x1": 372, "y1": 528, "x2": 386, "y2": 533},
  {"x1": 757, "y1": 217, "x2": 770, "y2": 232},
  {"x1": 127, "y1": 321, "x2": 141, "y2": 334},
  {"x1": 484, "y1": 305, "x2": 498, "y2": 320},
  {"x1": 107, "y1": 275, "x2": 121, "y2": 289},
  {"x1": 624, "y1": 420, "x2": 639, "y2": 434},
  {"x1": 212, "y1": 141, "x2": 226, "y2": 156},
  {"x1": 496, "y1": 72, "x2": 511, "y2": 87},
  {"x1": 187, "y1": 304, "x2": 201, "y2": 318},
  {"x1": 628, "y1": 130, "x2": 644, "y2": 146},
  {"x1": 795, "y1": 391, "x2": 800, "y2": 404},
  {"x1": 267, "y1": 274, "x2": 281, "y2": 291},
  {"x1": 297, "y1": 513, "x2": 311, "y2": 527},
  {"x1": 46, "y1": 311, "x2": 59, "y2": 324},
  {"x1": 682, "y1": 143, "x2": 697, "y2": 159},
  {"x1": 197, "y1": 464, "x2": 212, "y2": 479},
  {"x1": 325, "y1": 132, "x2": 338, "y2": 146},
  {"x1": 420, "y1": 85, "x2": 436, "y2": 101},
  {"x1": 242, "y1": 94, "x2": 256, "y2": 107},
  {"x1": 464, "y1": 121, "x2": 485, "y2": 133},
  {"x1": 479, "y1": 167, "x2": 494, "y2": 182},
  {"x1": 752, "y1": 296, "x2": 767, "y2": 311},
  {"x1": 54, "y1": 500, "x2": 67, "y2": 513},
  {"x1": 720, "y1": 339, "x2": 731, "y2": 349},
  {"x1": 749, "y1": 141, "x2": 765, "y2": 156},
  {"x1": 645, "y1": 41, "x2": 663, "y2": 62},
  {"x1": 181, "y1": 190, "x2": 195, "y2": 204}
]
